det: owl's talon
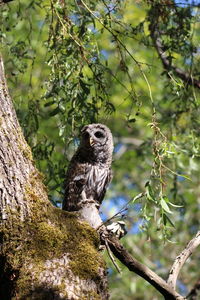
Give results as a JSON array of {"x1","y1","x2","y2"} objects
[{"x1": 106, "y1": 221, "x2": 127, "y2": 239}]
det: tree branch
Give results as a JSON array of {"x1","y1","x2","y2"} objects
[
  {"x1": 150, "y1": 23, "x2": 200, "y2": 90},
  {"x1": 101, "y1": 232, "x2": 185, "y2": 300},
  {"x1": 167, "y1": 231, "x2": 200, "y2": 289}
]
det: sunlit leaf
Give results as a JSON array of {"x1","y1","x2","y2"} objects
[{"x1": 160, "y1": 198, "x2": 173, "y2": 214}]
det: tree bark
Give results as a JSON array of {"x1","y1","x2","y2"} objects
[{"x1": 0, "y1": 55, "x2": 108, "y2": 299}]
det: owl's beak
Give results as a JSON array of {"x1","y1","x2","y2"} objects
[{"x1": 89, "y1": 137, "x2": 95, "y2": 146}]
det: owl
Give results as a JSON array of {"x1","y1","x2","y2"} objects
[{"x1": 62, "y1": 123, "x2": 113, "y2": 212}]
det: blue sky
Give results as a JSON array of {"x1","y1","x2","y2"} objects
[{"x1": 175, "y1": 0, "x2": 200, "y2": 6}]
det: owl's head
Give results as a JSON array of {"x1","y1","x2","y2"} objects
[{"x1": 80, "y1": 123, "x2": 113, "y2": 161}]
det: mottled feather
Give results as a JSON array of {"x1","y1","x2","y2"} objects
[{"x1": 62, "y1": 124, "x2": 113, "y2": 211}]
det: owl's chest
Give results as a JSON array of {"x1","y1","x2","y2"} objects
[
  {"x1": 86, "y1": 165, "x2": 105, "y2": 184},
  {"x1": 86, "y1": 165, "x2": 108, "y2": 193}
]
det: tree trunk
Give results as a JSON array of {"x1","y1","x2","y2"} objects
[{"x1": 0, "y1": 55, "x2": 108, "y2": 300}]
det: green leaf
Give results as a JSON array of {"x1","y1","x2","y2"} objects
[
  {"x1": 146, "y1": 183, "x2": 156, "y2": 203},
  {"x1": 168, "y1": 202, "x2": 183, "y2": 208},
  {"x1": 160, "y1": 198, "x2": 173, "y2": 214},
  {"x1": 44, "y1": 101, "x2": 56, "y2": 107},
  {"x1": 163, "y1": 213, "x2": 175, "y2": 227},
  {"x1": 79, "y1": 79, "x2": 90, "y2": 94},
  {"x1": 162, "y1": 197, "x2": 183, "y2": 208},
  {"x1": 49, "y1": 107, "x2": 61, "y2": 117}
]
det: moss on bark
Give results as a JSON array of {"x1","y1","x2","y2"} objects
[{"x1": 1, "y1": 170, "x2": 106, "y2": 299}]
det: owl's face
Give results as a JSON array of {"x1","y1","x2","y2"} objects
[{"x1": 80, "y1": 123, "x2": 113, "y2": 153}]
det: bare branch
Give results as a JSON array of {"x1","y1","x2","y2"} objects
[
  {"x1": 104, "y1": 238, "x2": 121, "y2": 273},
  {"x1": 167, "y1": 231, "x2": 200, "y2": 289},
  {"x1": 101, "y1": 232, "x2": 185, "y2": 300},
  {"x1": 150, "y1": 23, "x2": 200, "y2": 90}
]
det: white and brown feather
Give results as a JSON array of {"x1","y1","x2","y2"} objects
[{"x1": 62, "y1": 124, "x2": 113, "y2": 211}]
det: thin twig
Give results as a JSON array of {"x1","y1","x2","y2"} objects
[
  {"x1": 167, "y1": 231, "x2": 200, "y2": 289},
  {"x1": 101, "y1": 192, "x2": 145, "y2": 227},
  {"x1": 104, "y1": 238, "x2": 121, "y2": 273}
]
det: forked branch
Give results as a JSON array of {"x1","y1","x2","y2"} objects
[
  {"x1": 167, "y1": 231, "x2": 200, "y2": 289},
  {"x1": 100, "y1": 232, "x2": 185, "y2": 300},
  {"x1": 101, "y1": 229, "x2": 200, "y2": 300}
]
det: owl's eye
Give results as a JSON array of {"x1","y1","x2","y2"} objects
[{"x1": 94, "y1": 131, "x2": 104, "y2": 138}]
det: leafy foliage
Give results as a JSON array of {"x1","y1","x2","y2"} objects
[{"x1": 1, "y1": 0, "x2": 200, "y2": 298}]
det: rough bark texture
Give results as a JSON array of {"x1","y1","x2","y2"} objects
[{"x1": 0, "y1": 55, "x2": 108, "y2": 300}]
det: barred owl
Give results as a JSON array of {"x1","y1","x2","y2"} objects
[{"x1": 62, "y1": 124, "x2": 113, "y2": 212}]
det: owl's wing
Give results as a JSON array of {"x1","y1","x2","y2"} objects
[
  {"x1": 63, "y1": 160, "x2": 87, "y2": 211},
  {"x1": 97, "y1": 167, "x2": 112, "y2": 205}
]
